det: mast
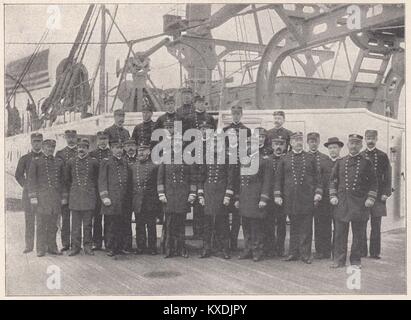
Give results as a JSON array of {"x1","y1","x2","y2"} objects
[{"x1": 98, "y1": 4, "x2": 106, "y2": 114}]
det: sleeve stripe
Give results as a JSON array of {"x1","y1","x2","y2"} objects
[
  {"x1": 99, "y1": 191, "x2": 108, "y2": 197},
  {"x1": 225, "y1": 189, "x2": 234, "y2": 195},
  {"x1": 274, "y1": 191, "x2": 281, "y2": 196},
  {"x1": 261, "y1": 194, "x2": 270, "y2": 200}
]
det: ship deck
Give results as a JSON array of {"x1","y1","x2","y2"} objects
[{"x1": 5, "y1": 210, "x2": 406, "y2": 296}]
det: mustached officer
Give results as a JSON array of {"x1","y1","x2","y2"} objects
[
  {"x1": 132, "y1": 104, "x2": 156, "y2": 149},
  {"x1": 104, "y1": 109, "x2": 130, "y2": 144}
]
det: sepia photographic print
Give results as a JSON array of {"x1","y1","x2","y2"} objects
[{"x1": 2, "y1": 2, "x2": 407, "y2": 300}]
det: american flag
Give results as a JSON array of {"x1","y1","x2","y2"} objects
[{"x1": 5, "y1": 49, "x2": 51, "y2": 95}]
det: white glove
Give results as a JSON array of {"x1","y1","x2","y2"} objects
[
  {"x1": 258, "y1": 201, "x2": 267, "y2": 209},
  {"x1": 330, "y1": 197, "x2": 338, "y2": 206},
  {"x1": 188, "y1": 194, "x2": 196, "y2": 204},
  {"x1": 314, "y1": 194, "x2": 322, "y2": 202},
  {"x1": 234, "y1": 200, "x2": 240, "y2": 209},
  {"x1": 274, "y1": 197, "x2": 283, "y2": 206},
  {"x1": 365, "y1": 198, "x2": 375, "y2": 208},
  {"x1": 381, "y1": 195, "x2": 389, "y2": 201},
  {"x1": 102, "y1": 198, "x2": 112, "y2": 206},
  {"x1": 198, "y1": 196, "x2": 205, "y2": 206},
  {"x1": 30, "y1": 198, "x2": 38, "y2": 205},
  {"x1": 159, "y1": 194, "x2": 167, "y2": 204},
  {"x1": 223, "y1": 197, "x2": 230, "y2": 206},
  {"x1": 61, "y1": 198, "x2": 68, "y2": 205}
]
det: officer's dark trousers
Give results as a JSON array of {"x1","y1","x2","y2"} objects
[
  {"x1": 164, "y1": 213, "x2": 186, "y2": 255},
  {"x1": 36, "y1": 213, "x2": 58, "y2": 254},
  {"x1": 288, "y1": 214, "x2": 313, "y2": 260},
  {"x1": 229, "y1": 207, "x2": 241, "y2": 250},
  {"x1": 71, "y1": 210, "x2": 93, "y2": 251},
  {"x1": 361, "y1": 216, "x2": 382, "y2": 257},
  {"x1": 264, "y1": 213, "x2": 286, "y2": 256},
  {"x1": 104, "y1": 215, "x2": 122, "y2": 253},
  {"x1": 136, "y1": 215, "x2": 157, "y2": 251},
  {"x1": 92, "y1": 201, "x2": 103, "y2": 248},
  {"x1": 193, "y1": 203, "x2": 204, "y2": 239},
  {"x1": 203, "y1": 214, "x2": 230, "y2": 252},
  {"x1": 314, "y1": 214, "x2": 333, "y2": 258},
  {"x1": 120, "y1": 208, "x2": 133, "y2": 250},
  {"x1": 334, "y1": 219, "x2": 366, "y2": 266},
  {"x1": 61, "y1": 205, "x2": 71, "y2": 248},
  {"x1": 242, "y1": 217, "x2": 264, "y2": 257},
  {"x1": 24, "y1": 207, "x2": 36, "y2": 251}
]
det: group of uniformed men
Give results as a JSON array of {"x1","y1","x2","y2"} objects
[{"x1": 15, "y1": 86, "x2": 392, "y2": 268}]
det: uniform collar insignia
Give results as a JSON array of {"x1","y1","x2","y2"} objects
[
  {"x1": 367, "y1": 147, "x2": 376, "y2": 152},
  {"x1": 99, "y1": 146, "x2": 109, "y2": 150},
  {"x1": 67, "y1": 145, "x2": 77, "y2": 150},
  {"x1": 292, "y1": 149, "x2": 303, "y2": 155},
  {"x1": 349, "y1": 152, "x2": 360, "y2": 157}
]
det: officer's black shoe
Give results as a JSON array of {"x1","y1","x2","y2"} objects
[
  {"x1": 23, "y1": 248, "x2": 33, "y2": 254},
  {"x1": 181, "y1": 248, "x2": 189, "y2": 258},
  {"x1": 276, "y1": 250, "x2": 286, "y2": 258},
  {"x1": 238, "y1": 250, "x2": 252, "y2": 260},
  {"x1": 164, "y1": 250, "x2": 174, "y2": 258},
  {"x1": 150, "y1": 249, "x2": 158, "y2": 255},
  {"x1": 48, "y1": 249, "x2": 62, "y2": 256},
  {"x1": 282, "y1": 255, "x2": 299, "y2": 262},
  {"x1": 200, "y1": 249, "x2": 211, "y2": 258},
  {"x1": 84, "y1": 247, "x2": 94, "y2": 256},
  {"x1": 369, "y1": 255, "x2": 381, "y2": 260},
  {"x1": 60, "y1": 246, "x2": 70, "y2": 252},
  {"x1": 92, "y1": 246, "x2": 102, "y2": 251},
  {"x1": 68, "y1": 249, "x2": 81, "y2": 256},
  {"x1": 302, "y1": 258, "x2": 312, "y2": 264},
  {"x1": 106, "y1": 250, "x2": 116, "y2": 257},
  {"x1": 329, "y1": 262, "x2": 345, "y2": 269},
  {"x1": 122, "y1": 248, "x2": 134, "y2": 254},
  {"x1": 37, "y1": 251, "x2": 46, "y2": 257},
  {"x1": 253, "y1": 254, "x2": 263, "y2": 262},
  {"x1": 134, "y1": 248, "x2": 144, "y2": 255}
]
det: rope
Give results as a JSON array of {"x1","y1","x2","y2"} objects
[{"x1": 267, "y1": 9, "x2": 275, "y2": 34}]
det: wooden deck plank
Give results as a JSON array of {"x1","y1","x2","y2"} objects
[{"x1": 5, "y1": 211, "x2": 406, "y2": 296}]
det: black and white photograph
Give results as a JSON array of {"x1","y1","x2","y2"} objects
[{"x1": 2, "y1": 2, "x2": 407, "y2": 298}]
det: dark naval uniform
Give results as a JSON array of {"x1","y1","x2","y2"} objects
[
  {"x1": 98, "y1": 155, "x2": 130, "y2": 255},
  {"x1": 265, "y1": 153, "x2": 286, "y2": 257},
  {"x1": 155, "y1": 111, "x2": 182, "y2": 130},
  {"x1": 157, "y1": 161, "x2": 197, "y2": 257},
  {"x1": 361, "y1": 147, "x2": 392, "y2": 257},
  {"x1": 130, "y1": 156, "x2": 160, "y2": 253},
  {"x1": 176, "y1": 104, "x2": 196, "y2": 131},
  {"x1": 132, "y1": 120, "x2": 156, "y2": 149},
  {"x1": 28, "y1": 153, "x2": 67, "y2": 255},
  {"x1": 103, "y1": 124, "x2": 130, "y2": 144},
  {"x1": 223, "y1": 121, "x2": 251, "y2": 251},
  {"x1": 267, "y1": 127, "x2": 293, "y2": 153},
  {"x1": 186, "y1": 110, "x2": 216, "y2": 130},
  {"x1": 198, "y1": 160, "x2": 235, "y2": 256},
  {"x1": 56, "y1": 145, "x2": 77, "y2": 250},
  {"x1": 89, "y1": 146, "x2": 111, "y2": 249},
  {"x1": 330, "y1": 152, "x2": 378, "y2": 266},
  {"x1": 274, "y1": 150, "x2": 322, "y2": 261},
  {"x1": 65, "y1": 154, "x2": 99, "y2": 252},
  {"x1": 238, "y1": 150, "x2": 272, "y2": 260},
  {"x1": 310, "y1": 150, "x2": 335, "y2": 259},
  {"x1": 15, "y1": 150, "x2": 42, "y2": 252}
]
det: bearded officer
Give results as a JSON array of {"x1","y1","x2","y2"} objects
[
  {"x1": 267, "y1": 111, "x2": 293, "y2": 153},
  {"x1": 264, "y1": 134, "x2": 287, "y2": 258},
  {"x1": 15, "y1": 132, "x2": 43, "y2": 254},
  {"x1": 274, "y1": 132, "x2": 323, "y2": 264},
  {"x1": 89, "y1": 131, "x2": 111, "y2": 251},
  {"x1": 99, "y1": 140, "x2": 131, "y2": 258},
  {"x1": 65, "y1": 138, "x2": 99, "y2": 256},
  {"x1": 223, "y1": 103, "x2": 251, "y2": 252},
  {"x1": 132, "y1": 104, "x2": 156, "y2": 148},
  {"x1": 237, "y1": 132, "x2": 272, "y2": 262},
  {"x1": 104, "y1": 109, "x2": 130, "y2": 144},
  {"x1": 28, "y1": 139, "x2": 67, "y2": 257},
  {"x1": 360, "y1": 130, "x2": 392, "y2": 259},
  {"x1": 55, "y1": 129, "x2": 78, "y2": 252},
  {"x1": 329, "y1": 134, "x2": 378, "y2": 269},
  {"x1": 131, "y1": 143, "x2": 161, "y2": 255}
]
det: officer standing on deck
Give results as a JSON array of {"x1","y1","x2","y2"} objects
[
  {"x1": 131, "y1": 143, "x2": 161, "y2": 255},
  {"x1": 104, "y1": 109, "x2": 130, "y2": 144},
  {"x1": 89, "y1": 131, "x2": 111, "y2": 251},
  {"x1": 132, "y1": 104, "x2": 156, "y2": 148},
  {"x1": 267, "y1": 111, "x2": 293, "y2": 153},
  {"x1": 28, "y1": 139, "x2": 67, "y2": 257},
  {"x1": 274, "y1": 132, "x2": 323, "y2": 264},
  {"x1": 65, "y1": 138, "x2": 99, "y2": 256},
  {"x1": 264, "y1": 135, "x2": 287, "y2": 258},
  {"x1": 237, "y1": 132, "x2": 272, "y2": 262},
  {"x1": 56, "y1": 129, "x2": 78, "y2": 252},
  {"x1": 223, "y1": 103, "x2": 251, "y2": 252},
  {"x1": 306, "y1": 132, "x2": 333, "y2": 260},
  {"x1": 329, "y1": 134, "x2": 378, "y2": 269},
  {"x1": 155, "y1": 96, "x2": 182, "y2": 130},
  {"x1": 98, "y1": 140, "x2": 131, "y2": 259},
  {"x1": 121, "y1": 139, "x2": 138, "y2": 253},
  {"x1": 15, "y1": 133, "x2": 43, "y2": 254},
  {"x1": 176, "y1": 87, "x2": 195, "y2": 130},
  {"x1": 360, "y1": 130, "x2": 392, "y2": 259}
]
